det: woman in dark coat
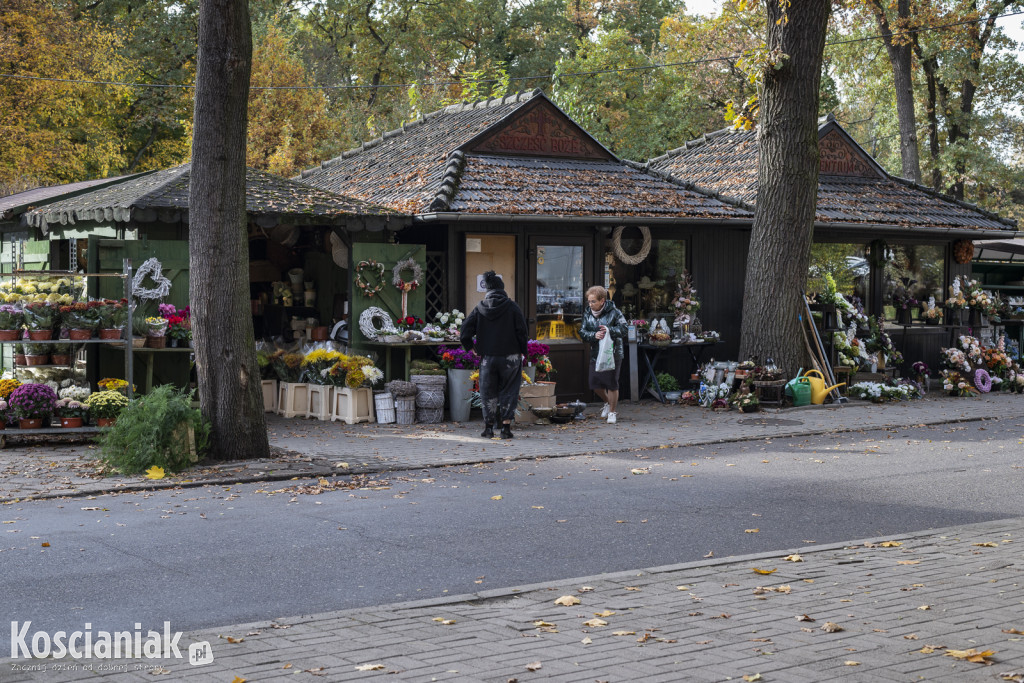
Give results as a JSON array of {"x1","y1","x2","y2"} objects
[
  {"x1": 460, "y1": 271, "x2": 528, "y2": 439},
  {"x1": 579, "y1": 285, "x2": 628, "y2": 424}
]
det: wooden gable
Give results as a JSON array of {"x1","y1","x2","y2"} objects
[
  {"x1": 466, "y1": 98, "x2": 615, "y2": 161},
  {"x1": 818, "y1": 130, "x2": 884, "y2": 178}
]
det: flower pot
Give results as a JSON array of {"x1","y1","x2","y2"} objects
[
  {"x1": 0, "y1": 329, "x2": 20, "y2": 341},
  {"x1": 28, "y1": 329, "x2": 53, "y2": 341},
  {"x1": 664, "y1": 391, "x2": 682, "y2": 402},
  {"x1": 132, "y1": 336, "x2": 146, "y2": 348},
  {"x1": 96, "y1": 417, "x2": 116, "y2": 428},
  {"x1": 19, "y1": 418, "x2": 44, "y2": 429},
  {"x1": 60, "y1": 417, "x2": 83, "y2": 428},
  {"x1": 169, "y1": 338, "x2": 179, "y2": 348},
  {"x1": 51, "y1": 354, "x2": 72, "y2": 366},
  {"x1": 98, "y1": 328, "x2": 122, "y2": 340},
  {"x1": 447, "y1": 368, "x2": 474, "y2": 422},
  {"x1": 14, "y1": 354, "x2": 26, "y2": 366},
  {"x1": 146, "y1": 335, "x2": 167, "y2": 349},
  {"x1": 0, "y1": 420, "x2": 5, "y2": 430},
  {"x1": 25, "y1": 354, "x2": 50, "y2": 366},
  {"x1": 523, "y1": 364, "x2": 537, "y2": 383},
  {"x1": 69, "y1": 329, "x2": 93, "y2": 340},
  {"x1": 925, "y1": 317, "x2": 938, "y2": 326},
  {"x1": 896, "y1": 308, "x2": 912, "y2": 326}
]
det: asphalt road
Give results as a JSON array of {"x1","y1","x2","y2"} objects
[{"x1": 2, "y1": 418, "x2": 1022, "y2": 642}]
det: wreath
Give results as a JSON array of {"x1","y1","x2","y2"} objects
[
  {"x1": 355, "y1": 259, "x2": 386, "y2": 298},
  {"x1": 952, "y1": 239, "x2": 974, "y2": 265},
  {"x1": 359, "y1": 306, "x2": 397, "y2": 339},
  {"x1": 132, "y1": 257, "x2": 173, "y2": 301},
  {"x1": 612, "y1": 226, "x2": 652, "y2": 265},
  {"x1": 392, "y1": 258, "x2": 423, "y2": 293}
]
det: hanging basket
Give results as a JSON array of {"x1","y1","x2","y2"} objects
[
  {"x1": 374, "y1": 392, "x2": 396, "y2": 424},
  {"x1": 394, "y1": 395, "x2": 417, "y2": 425}
]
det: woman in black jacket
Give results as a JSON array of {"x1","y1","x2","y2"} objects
[
  {"x1": 579, "y1": 285, "x2": 628, "y2": 424},
  {"x1": 460, "y1": 271, "x2": 528, "y2": 439}
]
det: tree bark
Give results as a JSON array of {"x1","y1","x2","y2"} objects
[
  {"x1": 189, "y1": 0, "x2": 269, "y2": 460},
  {"x1": 869, "y1": 0, "x2": 921, "y2": 183},
  {"x1": 738, "y1": 0, "x2": 831, "y2": 375}
]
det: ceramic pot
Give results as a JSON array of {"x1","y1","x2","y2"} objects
[
  {"x1": 98, "y1": 328, "x2": 122, "y2": 340},
  {"x1": 19, "y1": 418, "x2": 44, "y2": 429},
  {"x1": 96, "y1": 417, "x2": 116, "y2": 427},
  {"x1": 14, "y1": 354, "x2": 26, "y2": 366},
  {"x1": 27, "y1": 330, "x2": 52, "y2": 341},
  {"x1": 25, "y1": 354, "x2": 49, "y2": 366},
  {"x1": 69, "y1": 329, "x2": 93, "y2": 340},
  {"x1": 60, "y1": 417, "x2": 83, "y2": 428},
  {"x1": 0, "y1": 329, "x2": 20, "y2": 341}
]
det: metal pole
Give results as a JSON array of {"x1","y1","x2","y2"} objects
[{"x1": 124, "y1": 258, "x2": 134, "y2": 400}]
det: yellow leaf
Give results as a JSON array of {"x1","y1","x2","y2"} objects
[
  {"x1": 745, "y1": 528, "x2": 759, "y2": 533},
  {"x1": 41, "y1": 542, "x2": 50, "y2": 548},
  {"x1": 431, "y1": 618, "x2": 455, "y2": 625},
  {"x1": 879, "y1": 541, "x2": 902, "y2": 547},
  {"x1": 580, "y1": 636, "x2": 592, "y2": 645},
  {"x1": 525, "y1": 661, "x2": 542, "y2": 672},
  {"x1": 145, "y1": 466, "x2": 165, "y2": 480},
  {"x1": 232, "y1": 678, "x2": 246, "y2": 683},
  {"x1": 944, "y1": 648, "x2": 996, "y2": 664},
  {"x1": 752, "y1": 567, "x2": 776, "y2": 575},
  {"x1": 226, "y1": 636, "x2": 244, "y2": 644},
  {"x1": 594, "y1": 609, "x2": 616, "y2": 617},
  {"x1": 624, "y1": 586, "x2": 641, "y2": 591},
  {"x1": 796, "y1": 614, "x2": 815, "y2": 622},
  {"x1": 282, "y1": 664, "x2": 292, "y2": 669},
  {"x1": 583, "y1": 618, "x2": 608, "y2": 627},
  {"x1": 920, "y1": 645, "x2": 943, "y2": 654},
  {"x1": 844, "y1": 660, "x2": 860, "y2": 666},
  {"x1": 531, "y1": 506, "x2": 544, "y2": 509},
  {"x1": 784, "y1": 554, "x2": 803, "y2": 562},
  {"x1": 897, "y1": 560, "x2": 921, "y2": 565},
  {"x1": 631, "y1": 468, "x2": 650, "y2": 475},
  {"x1": 554, "y1": 595, "x2": 580, "y2": 606},
  {"x1": 676, "y1": 585, "x2": 690, "y2": 591},
  {"x1": 973, "y1": 542, "x2": 998, "y2": 547},
  {"x1": 490, "y1": 495, "x2": 502, "y2": 500},
  {"x1": 918, "y1": 605, "x2": 931, "y2": 610},
  {"x1": 612, "y1": 630, "x2": 636, "y2": 636},
  {"x1": 354, "y1": 664, "x2": 385, "y2": 671},
  {"x1": 1002, "y1": 628, "x2": 1024, "y2": 635},
  {"x1": 742, "y1": 675, "x2": 762, "y2": 682},
  {"x1": 532, "y1": 621, "x2": 555, "y2": 628}
]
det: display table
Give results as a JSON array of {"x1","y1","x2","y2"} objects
[
  {"x1": 639, "y1": 340, "x2": 719, "y2": 403},
  {"x1": 133, "y1": 347, "x2": 194, "y2": 394},
  {"x1": 363, "y1": 340, "x2": 450, "y2": 381}
]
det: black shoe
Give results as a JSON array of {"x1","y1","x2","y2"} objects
[
  {"x1": 500, "y1": 425, "x2": 513, "y2": 439},
  {"x1": 481, "y1": 425, "x2": 494, "y2": 438}
]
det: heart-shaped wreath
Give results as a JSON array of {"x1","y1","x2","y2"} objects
[{"x1": 355, "y1": 259, "x2": 386, "y2": 298}]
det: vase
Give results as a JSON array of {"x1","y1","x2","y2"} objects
[
  {"x1": 25, "y1": 354, "x2": 49, "y2": 366},
  {"x1": 523, "y1": 364, "x2": 537, "y2": 383},
  {"x1": 60, "y1": 417, "x2": 83, "y2": 428},
  {"x1": 447, "y1": 368, "x2": 474, "y2": 422},
  {"x1": 169, "y1": 338, "x2": 179, "y2": 348},
  {"x1": 51, "y1": 354, "x2": 72, "y2": 366},
  {"x1": 69, "y1": 329, "x2": 92, "y2": 340},
  {"x1": 96, "y1": 417, "x2": 116, "y2": 427},
  {"x1": 98, "y1": 328, "x2": 122, "y2": 340},
  {"x1": 897, "y1": 308, "x2": 912, "y2": 326},
  {"x1": 146, "y1": 335, "x2": 167, "y2": 349},
  {"x1": 0, "y1": 329, "x2": 20, "y2": 341},
  {"x1": 27, "y1": 329, "x2": 52, "y2": 341},
  {"x1": 19, "y1": 418, "x2": 44, "y2": 429}
]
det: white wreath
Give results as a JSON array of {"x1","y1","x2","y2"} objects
[
  {"x1": 132, "y1": 257, "x2": 173, "y2": 300},
  {"x1": 612, "y1": 225, "x2": 652, "y2": 265},
  {"x1": 392, "y1": 258, "x2": 423, "y2": 293},
  {"x1": 359, "y1": 306, "x2": 397, "y2": 339}
]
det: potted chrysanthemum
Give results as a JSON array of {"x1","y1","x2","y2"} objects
[
  {"x1": 84, "y1": 390, "x2": 130, "y2": 427},
  {"x1": 54, "y1": 399, "x2": 90, "y2": 428},
  {"x1": 8, "y1": 383, "x2": 58, "y2": 429}
]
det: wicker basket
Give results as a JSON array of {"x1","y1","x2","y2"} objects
[
  {"x1": 395, "y1": 395, "x2": 417, "y2": 425},
  {"x1": 753, "y1": 379, "x2": 787, "y2": 406},
  {"x1": 374, "y1": 392, "x2": 396, "y2": 424},
  {"x1": 416, "y1": 406, "x2": 444, "y2": 423},
  {"x1": 415, "y1": 388, "x2": 445, "y2": 424}
]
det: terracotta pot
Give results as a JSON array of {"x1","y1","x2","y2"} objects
[
  {"x1": 51, "y1": 354, "x2": 72, "y2": 366},
  {"x1": 98, "y1": 328, "x2": 122, "y2": 340},
  {"x1": 0, "y1": 329, "x2": 20, "y2": 341},
  {"x1": 14, "y1": 354, "x2": 26, "y2": 366},
  {"x1": 146, "y1": 335, "x2": 167, "y2": 349},
  {"x1": 19, "y1": 418, "x2": 44, "y2": 429},
  {"x1": 312, "y1": 326, "x2": 329, "y2": 342},
  {"x1": 0, "y1": 420, "x2": 5, "y2": 430},
  {"x1": 96, "y1": 417, "x2": 116, "y2": 428},
  {"x1": 27, "y1": 329, "x2": 53, "y2": 341},
  {"x1": 60, "y1": 417, "x2": 84, "y2": 428},
  {"x1": 25, "y1": 355, "x2": 50, "y2": 366},
  {"x1": 69, "y1": 329, "x2": 93, "y2": 340}
]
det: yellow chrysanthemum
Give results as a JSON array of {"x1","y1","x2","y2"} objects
[{"x1": 345, "y1": 368, "x2": 366, "y2": 388}]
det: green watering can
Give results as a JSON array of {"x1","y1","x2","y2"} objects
[
  {"x1": 790, "y1": 377, "x2": 813, "y2": 406},
  {"x1": 784, "y1": 368, "x2": 804, "y2": 398}
]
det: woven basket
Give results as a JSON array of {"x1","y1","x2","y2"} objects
[
  {"x1": 416, "y1": 406, "x2": 444, "y2": 423},
  {"x1": 374, "y1": 392, "x2": 396, "y2": 424},
  {"x1": 415, "y1": 388, "x2": 445, "y2": 409},
  {"x1": 395, "y1": 395, "x2": 417, "y2": 425}
]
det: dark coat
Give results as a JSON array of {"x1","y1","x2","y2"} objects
[
  {"x1": 461, "y1": 289, "x2": 529, "y2": 357},
  {"x1": 579, "y1": 300, "x2": 628, "y2": 360}
]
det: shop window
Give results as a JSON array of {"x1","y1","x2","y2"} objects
[
  {"x1": 605, "y1": 238, "x2": 687, "y2": 322},
  {"x1": 808, "y1": 242, "x2": 870, "y2": 307},
  {"x1": 536, "y1": 245, "x2": 585, "y2": 343},
  {"x1": 882, "y1": 244, "x2": 945, "y2": 320}
]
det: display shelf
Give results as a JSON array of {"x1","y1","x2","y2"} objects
[
  {"x1": 3, "y1": 338, "x2": 128, "y2": 345},
  {"x1": 0, "y1": 426, "x2": 107, "y2": 447}
]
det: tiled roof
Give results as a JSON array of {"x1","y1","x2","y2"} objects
[
  {"x1": 26, "y1": 165, "x2": 402, "y2": 232},
  {"x1": 0, "y1": 175, "x2": 139, "y2": 221},
  {"x1": 298, "y1": 91, "x2": 540, "y2": 214},
  {"x1": 436, "y1": 154, "x2": 749, "y2": 218},
  {"x1": 648, "y1": 120, "x2": 1016, "y2": 232}
]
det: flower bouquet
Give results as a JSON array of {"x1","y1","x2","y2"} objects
[
  {"x1": 85, "y1": 390, "x2": 130, "y2": 421},
  {"x1": 0, "y1": 304, "x2": 24, "y2": 338},
  {"x1": 437, "y1": 346, "x2": 480, "y2": 370},
  {"x1": 9, "y1": 383, "x2": 58, "y2": 425},
  {"x1": 434, "y1": 309, "x2": 466, "y2": 341},
  {"x1": 270, "y1": 350, "x2": 305, "y2": 383},
  {"x1": 672, "y1": 271, "x2": 700, "y2": 323},
  {"x1": 421, "y1": 324, "x2": 448, "y2": 340},
  {"x1": 941, "y1": 370, "x2": 978, "y2": 397},
  {"x1": 301, "y1": 349, "x2": 345, "y2": 385}
]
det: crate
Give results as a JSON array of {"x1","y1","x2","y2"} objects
[
  {"x1": 332, "y1": 387, "x2": 374, "y2": 425},
  {"x1": 277, "y1": 383, "x2": 309, "y2": 418},
  {"x1": 306, "y1": 385, "x2": 333, "y2": 421},
  {"x1": 261, "y1": 380, "x2": 278, "y2": 413}
]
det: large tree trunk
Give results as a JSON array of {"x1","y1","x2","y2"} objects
[
  {"x1": 869, "y1": 0, "x2": 921, "y2": 183},
  {"x1": 189, "y1": 0, "x2": 269, "y2": 460},
  {"x1": 738, "y1": 0, "x2": 831, "y2": 375}
]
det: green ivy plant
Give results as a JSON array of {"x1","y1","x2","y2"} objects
[
  {"x1": 656, "y1": 372, "x2": 681, "y2": 393},
  {"x1": 98, "y1": 385, "x2": 210, "y2": 474}
]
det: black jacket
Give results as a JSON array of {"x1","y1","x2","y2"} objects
[{"x1": 461, "y1": 289, "x2": 529, "y2": 357}]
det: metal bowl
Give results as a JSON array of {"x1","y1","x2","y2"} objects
[{"x1": 530, "y1": 406, "x2": 555, "y2": 419}]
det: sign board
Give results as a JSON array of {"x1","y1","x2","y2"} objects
[{"x1": 819, "y1": 131, "x2": 880, "y2": 178}]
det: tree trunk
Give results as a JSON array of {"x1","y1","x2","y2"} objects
[
  {"x1": 738, "y1": 0, "x2": 831, "y2": 375},
  {"x1": 869, "y1": 0, "x2": 920, "y2": 183},
  {"x1": 189, "y1": 0, "x2": 269, "y2": 460}
]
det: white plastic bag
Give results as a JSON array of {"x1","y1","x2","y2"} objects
[{"x1": 595, "y1": 332, "x2": 615, "y2": 372}]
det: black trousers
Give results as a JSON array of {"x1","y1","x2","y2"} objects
[{"x1": 479, "y1": 354, "x2": 522, "y2": 424}]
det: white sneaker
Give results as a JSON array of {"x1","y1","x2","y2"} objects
[
  {"x1": 607, "y1": 412, "x2": 617, "y2": 424},
  {"x1": 600, "y1": 403, "x2": 611, "y2": 418}
]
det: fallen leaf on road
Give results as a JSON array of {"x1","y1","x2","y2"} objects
[
  {"x1": 796, "y1": 614, "x2": 816, "y2": 622},
  {"x1": 879, "y1": 541, "x2": 902, "y2": 547},
  {"x1": 745, "y1": 529, "x2": 759, "y2": 533},
  {"x1": 145, "y1": 466, "x2": 165, "y2": 480},
  {"x1": 974, "y1": 542, "x2": 998, "y2": 547},
  {"x1": 897, "y1": 560, "x2": 921, "y2": 565},
  {"x1": 41, "y1": 542, "x2": 50, "y2": 547},
  {"x1": 554, "y1": 596, "x2": 580, "y2": 606},
  {"x1": 354, "y1": 664, "x2": 385, "y2": 671},
  {"x1": 704, "y1": 551, "x2": 714, "y2": 558},
  {"x1": 583, "y1": 618, "x2": 608, "y2": 627},
  {"x1": 742, "y1": 674, "x2": 762, "y2": 682},
  {"x1": 531, "y1": 506, "x2": 544, "y2": 509},
  {"x1": 594, "y1": 610, "x2": 615, "y2": 617},
  {"x1": 945, "y1": 648, "x2": 996, "y2": 664},
  {"x1": 612, "y1": 631, "x2": 636, "y2": 636},
  {"x1": 752, "y1": 567, "x2": 776, "y2": 575},
  {"x1": 821, "y1": 622, "x2": 844, "y2": 632},
  {"x1": 784, "y1": 554, "x2": 803, "y2": 562},
  {"x1": 844, "y1": 661, "x2": 860, "y2": 666},
  {"x1": 1003, "y1": 628, "x2": 1024, "y2": 635},
  {"x1": 525, "y1": 661, "x2": 542, "y2": 672},
  {"x1": 491, "y1": 495, "x2": 502, "y2": 500}
]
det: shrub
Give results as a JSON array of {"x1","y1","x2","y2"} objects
[
  {"x1": 98, "y1": 385, "x2": 210, "y2": 474},
  {"x1": 656, "y1": 372, "x2": 681, "y2": 392}
]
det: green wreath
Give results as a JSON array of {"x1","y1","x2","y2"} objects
[{"x1": 355, "y1": 259, "x2": 386, "y2": 298}]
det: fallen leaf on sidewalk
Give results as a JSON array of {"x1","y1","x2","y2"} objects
[
  {"x1": 630, "y1": 468, "x2": 650, "y2": 475},
  {"x1": 224, "y1": 636, "x2": 244, "y2": 644},
  {"x1": 532, "y1": 621, "x2": 555, "y2": 628},
  {"x1": 594, "y1": 610, "x2": 616, "y2": 617},
  {"x1": 879, "y1": 540, "x2": 902, "y2": 547},
  {"x1": 821, "y1": 622, "x2": 844, "y2": 632},
  {"x1": 145, "y1": 466, "x2": 165, "y2": 480},
  {"x1": 998, "y1": 671, "x2": 1023, "y2": 682},
  {"x1": 149, "y1": 669, "x2": 171, "y2": 676},
  {"x1": 583, "y1": 618, "x2": 608, "y2": 627},
  {"x1": 904, "y1": 634, "x2": 919, "y2": 640},
  {"x1": 525, "y1": 661, "x2": 542, "y2": 672},
  {"x1": 612, "y1": 630, "x2": 636, "y2": 636},
  {"x1": 752, "y1": 568, "x2": 776, "y2": 575},
  {"x1": 945, "y1": 648, "x2": 996, "y2": 665},
  {"x1": 1003, "y1": 628, "x2": 1024, "y2": 635},
  {"x1": 578, "y1": 586, "x2": 594, "y2": 592},
  {"x1": 624, "y1": 586, "x2": 641, "y2": 591},
  {"x1": 354, "y1": 664, "x2": 385, "y2": 671},
  {"x1": 897, "y1": 560, "x2": 921, "y2": 565},
  {"x1": 741, "y1": 674, "x2": 762, "y2": 682},
  {"x1": 919, "y1": 645, "x2": 946, "y2": 654},
  {"x1": 581, "y1": 637, "x2": 592, "y2": 645},
  {"x1": 491, "y1": 495, "x2": 502, "y2": 500},
  {"x1": 784, "y1": 554, "x2": 803, "y2": 562},
  {"x1": 745, "y1": 529, "x2": 759, "y2": 533},
  {"x1": 704, "y1": 550, "x2": 714, "y2": 558},
  {"x1": 41, "y1": 542, "x2": 50, "y2": 547},
  {"x1": 973, "y1": 542, "x2": 998, "y2": 547},
  {"x1": 554, "y1": 595, "x2": 580, "y2": 606},
  {"x1": 918, "y1": 605, "x2": 931, "y2": 611},
  {"x1": 432, "y1": 618, "x2": 456, "y2": 625},
  {"x1": 844, "y1": 661, "x2": 860, "y2": 666},
  {"x1": 796, "y1": 614, "x2": 816, "y2": 622}
]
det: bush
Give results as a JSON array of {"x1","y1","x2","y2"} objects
[
  {"x1": 656, "y1": 372, "x2": 680, "y2": 392},
  {"x1": 98, "y1": 385, "x2": 210, "y2": 474}
]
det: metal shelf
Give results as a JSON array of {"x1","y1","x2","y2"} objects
[{"x1": 0, "y1": 338, "x2": 127, "y2": 345}]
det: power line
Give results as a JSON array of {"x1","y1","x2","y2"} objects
[{"x1": 0, "y1": 8, "x2": 1022, "y2": 91}]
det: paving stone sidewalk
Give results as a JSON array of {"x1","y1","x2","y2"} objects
[
  {"x1": 5, "y1": 517, "x2": 1022, "y2": 682},
  {"x1": 1, "y1": 393, "x2": 1023, "y2": 502}
]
